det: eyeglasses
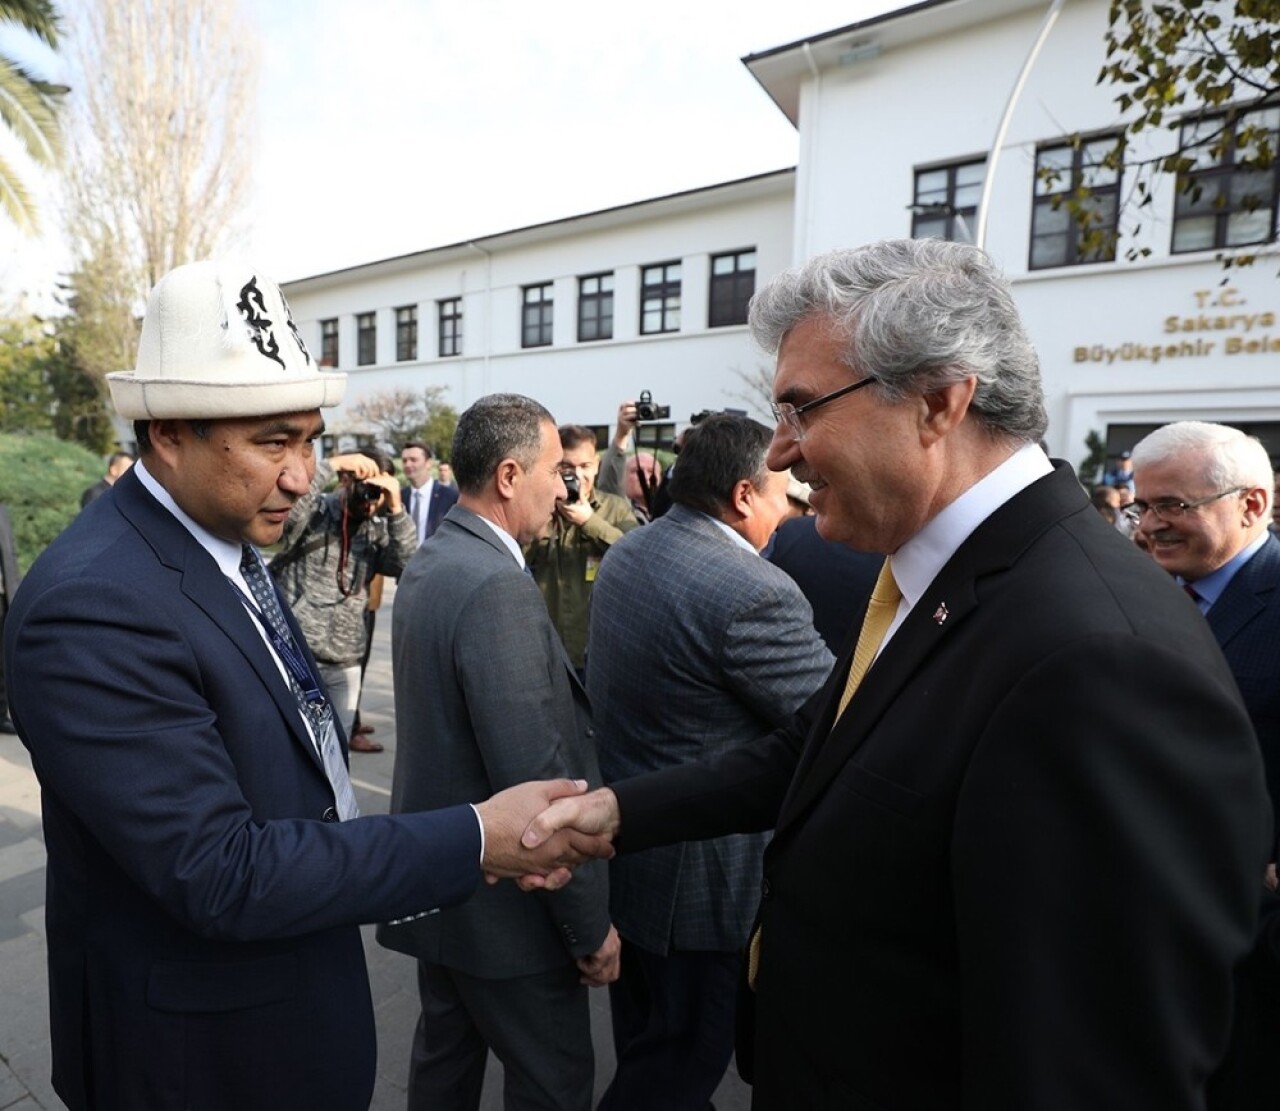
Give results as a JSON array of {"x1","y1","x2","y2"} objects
[
  {"x1": 771, "y1": 377, "x2": 877, "y2": 442},
  {"x1": 1122, "y1": 486, "x2": 1246, "y2": 525}
]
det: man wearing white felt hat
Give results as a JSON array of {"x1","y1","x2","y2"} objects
[{"x1": 3, "y1": 259, "x2": 605, "y2": 1110}]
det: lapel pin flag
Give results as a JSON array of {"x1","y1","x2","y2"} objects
[{"x1": 933, "y1": 602, "x2": 949, "y2": 625}]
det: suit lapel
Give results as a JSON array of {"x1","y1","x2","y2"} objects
[
  {"x1": 1207, "y1": 535, "x2": 1280, "y2": 649},
  {"x1": 115, "y1": 471, "x2": 326, "y2": 769},
  {"x1": 776, "y1": 462, "x2": 1089, "y2": 833}
]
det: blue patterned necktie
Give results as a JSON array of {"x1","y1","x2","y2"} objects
[{"x1": 239, "y1": 545, "x2": 359, "y2": 819}]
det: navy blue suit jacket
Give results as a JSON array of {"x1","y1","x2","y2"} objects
[
  {"x1": 403, "y1": 479, "x2": 459, "y2": 542},
  {"x1": 3, "y1": 468, "x2": 481, "y2": 1110},
  {"x1": 1207, "y1": 533, "x2": 1280, "y2": 838}
]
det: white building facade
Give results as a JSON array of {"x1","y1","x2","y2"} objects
[
  {"x1": 281, "y1": 171, "x2": 795, "y2": 449},
  {"x1": 284, "y1": 0, "x2": 1279, "y2": 467},
  {"x1": 747, "y1": 0, "x2": 1280, "y2": 467}
]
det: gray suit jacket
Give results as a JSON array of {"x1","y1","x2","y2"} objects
[
  {"x1": 377, "y1": 504, "x2": 610, "y2": 978},
  {"x1": 588, "y1": 504, "x2": 833, "y2": 953}
]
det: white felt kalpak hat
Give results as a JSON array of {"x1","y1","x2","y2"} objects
[{"x1": 108, "y1": 259, "x2": 345, "y2": 420}]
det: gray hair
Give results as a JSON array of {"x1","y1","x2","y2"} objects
[
  {"x1": 749, "y1": 239, "x2": 1047, "y2": 443},
  {"x1": 452, "y1": 393, "x2": 554, "y2": 494},
  {"x1": 1131, "y1": 421, "x2": 1274, "y2": 491}
]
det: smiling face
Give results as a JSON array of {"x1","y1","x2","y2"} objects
[
  {"x1": 1133, "y1": 453, "x2": 1259, "y2": 581},
  {"x1": 765, "y1": 314, "x2": 928, "y2": 553},
  {"x1": 400, "y1": 445, "x2": 430, "y2": 488},
  {"x1": 150, "y1": 412, "x2": 322, "y2": 547}
]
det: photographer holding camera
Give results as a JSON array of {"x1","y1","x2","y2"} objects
[
  {"x1": 525, "y1": 425, "x2": 639, "y2": 677},
  {"x1": 271, "y1": 451, "x2": 417, "y2": 751}
]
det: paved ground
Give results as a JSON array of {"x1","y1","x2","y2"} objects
[{"x1": 0, "y1": 581, "x2": 751, "y2": 1109}]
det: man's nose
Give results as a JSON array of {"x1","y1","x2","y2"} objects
[{"x1": 766, "y1": 426, "x2": 801, "y2": 472}]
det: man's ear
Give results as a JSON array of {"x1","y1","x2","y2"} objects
[
  {"x1": 919, "y1": 375, "x2": 977, "y2": 446},
  {"x1": 147, "y1": 419, "x2": 187, "y2": 469},
  {"x1": 729, "y1": 477, "x2": 755, "y2": 519},
  {"x1": 494, "y1": 457, "x2": 521, "y2": 501},
  {"x1": 1240, "y1": 484, "x2": 1269, "y2": 528}
]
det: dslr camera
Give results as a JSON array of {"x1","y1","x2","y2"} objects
[
  {"x1": 347, "y1": 477, "x2": 384, "y2": 507},
  {"x1": 561, "y1": 471, "x2": 582, "y2": 506},
  {"x1": 635, "y1": 389, "x2": 670, "y2": 422}
]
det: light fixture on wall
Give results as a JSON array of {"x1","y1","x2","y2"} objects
[{"x1": 838, "y1": 41, "x2": 882, "y2": 65}]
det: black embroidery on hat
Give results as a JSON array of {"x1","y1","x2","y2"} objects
[
  {"x1": 236, "y1": 277, "x2": 286, "y2": 371},
  {"x1": 283, "y1": 302, "x2": 313, "y2": 366}
]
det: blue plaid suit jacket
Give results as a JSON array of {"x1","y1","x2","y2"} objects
[{"x1": 587, "y1": 504, "x2": 832, "y2": 954}]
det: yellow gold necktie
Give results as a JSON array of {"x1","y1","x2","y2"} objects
[{"x1": 836, "y1": 558, "x2": 901, "y2": 718}]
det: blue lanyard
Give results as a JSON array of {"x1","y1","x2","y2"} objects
[{"x1": 230, "y1": 580, "x2": 326, "y2": 706}]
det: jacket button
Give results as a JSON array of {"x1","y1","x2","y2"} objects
[
  {"x1": 761, "y1": 878, "x2": 772, "y2": 899},
  {"x1": 585, "y1": 727, "x2": 596, "y2": 739},
  {"x1": 322, "y1": 806, "x2": 339, "y2": 822}
]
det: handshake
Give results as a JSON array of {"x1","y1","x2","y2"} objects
[{"x1": 475, "y1": 779, "x2": 620, "y2": 891}]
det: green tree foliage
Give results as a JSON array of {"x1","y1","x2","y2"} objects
[
  {"x1": 1078, "y1": 429, "x2": 1108, "y2": 485},
  {"x1": 0, "y1": 430, "x2": 100, "y2": 572},
  {"x1": 349, "y1": 385, "x2": 460, "y2": 460},
  {"x1": 1051, "y1": 0, "x2": 1280, "y2": 265},
  {"x1": 0, "y1": 0, "x2": 67, "y2": 234},
  {"x1": 0, "y1": 315, "x2": 114, "y2": 453}
]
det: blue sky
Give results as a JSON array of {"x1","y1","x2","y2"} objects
[{"x1": 1, "y1": 0, "x2": 893, "y2": 306}]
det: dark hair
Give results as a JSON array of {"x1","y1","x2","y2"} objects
[
  {"x1": 402, "y1": 440, "x2": 434, "y2": 460},
  {"x1": 452, "y1": 394, "x2": 554, "y2": 493},
  {"x1": 667, "y1": 414, "x2": 773, "y2": 515},
  {"x1": 133, "y1": 419, "x2": 211, "y2": 454},
  {"x1": 559, "y1": 424, "x2": 597, "y2": 452}
]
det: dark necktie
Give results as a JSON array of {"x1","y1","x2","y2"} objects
[{"x1": 239, "y1": 545, "x2": 359, "y2": 819}]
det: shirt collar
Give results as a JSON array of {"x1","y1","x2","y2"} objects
[
  {"x1": 891, "y1": 442, "x2": 1053, "y2": 611},
  {"x1": 704, "y1": 512, "x2": 759, "y2": 555},
  {"x1": 133, "y1": 459, "x2": 247, "y2": 583},
  {"x1": 473, "y1": 513, "x2": 527, "y2": 569},
  {"x1": 1179, "y1": 530, "x2": 1270, "y2": 609}
]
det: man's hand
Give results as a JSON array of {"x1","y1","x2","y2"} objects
[
  {"x1": 577, "y1": 925, "x2": 621, "y2": 987},
  {"x1": 557, "y1": 499, "x2": 594, "y2": 527},
  {"x1": 363, "y1": 472, "x2": 403, "y2": 513},
  {"x1": 329, "y1": 453, "x2": 380, "y2": 479},
  {"x1": 613, "y1": 401, "x2": 638, "y2": 451},
  {"x1": 476, "y1": 780, "x2": 615, "y2": 891}
]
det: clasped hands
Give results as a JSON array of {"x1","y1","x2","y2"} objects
[{"x1": 474, "y1": 779, "x2": 620, "y2": 892}]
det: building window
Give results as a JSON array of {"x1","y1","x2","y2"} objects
[
  {"x1": 319, "y1": 318, "x2": 339, "y2": 367},
  {"x1": 641, "y1": 261, "x2": 681, "y2": 335},
  {"x1": 1172, "y1": 106, "x2": 1280, "y2": 254},
  {"x1": 911, "y1": 158, "x2": 985, "y2": 243},
  {"x1": 438, "y1": 298, "x2": 462, "y2": 357},
  {"x1": 356, "y1": 312, "x2": 377, "y2": 366},
  {"x1": 708, "y1": 249, "x2": 756, "y2": 328},
  {"x1": 395, "y1": 305, "x2": 417, "y2": 362},
  {"x1": 1030, "y1": 135, "x2": 1121, "y2": 270},
  {"x1": 577, "y1": 272, "x2": 614, "y2": 342},
  {"x1": 522, "y1": 284, "x2": 553, "y2": 348}
]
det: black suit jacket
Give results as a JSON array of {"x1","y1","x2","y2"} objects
[
  {"x1": 4, "y1": 469, "x2": 482, "y2": 1110},
  {"x1": 613, "y1": 463, "x2": 1270, "y2": 1110}
]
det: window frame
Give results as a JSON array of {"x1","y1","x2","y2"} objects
[
  {"x1": 356, "y1": 311, "x2": 377, "y2": 366},
  {"x1": 437, "y1": 297, "x2": 462, "y2": 358},
  {"x1": 1029, "y1": 133, "x2": 1122, "y2": 271},
  {"x1": 319, "y1": 318, "x2": 339, "y2": 367},
  {"x1": 1171, "y1": 105, "x2": 1280, "y2": 255},
  {"x1": 395, "y1": 305, "x2": 417, "y2": 362},
  {"x1": 910, "y1": 157, "x2": 985, "y2": 244},
  {"x1": 640, "y1": 261, "x2": 681, "y2": 335},
  {"x1": 577, "y1": 272, "x2": 614, "y2": 342},
  {"x1": 708, "y1": 249, "x2": 756, "y2": 329},
  {"x1": 521, "y1": 283, "x2": 554, "y2": 349}
]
